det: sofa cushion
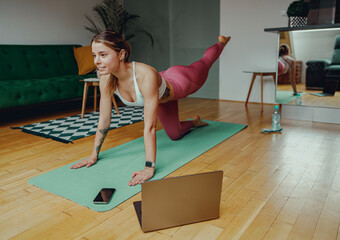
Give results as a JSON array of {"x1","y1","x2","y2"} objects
[
  {"x1": 0, "y1": 45, "x2": 81, "y2": 81},
  {"x1": 0, "y1": 74, "x2": 94, "y2": 108},
  {"x1": 73, "y1": 46, "x2": 97, "y2": 75},
  {"x1": 325, "y1": 65, "x2": 340, "y2": 76}
]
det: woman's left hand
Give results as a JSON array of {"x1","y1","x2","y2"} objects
[{"x1": 128, "y1": 168, "x2": 155, "y2": 186}]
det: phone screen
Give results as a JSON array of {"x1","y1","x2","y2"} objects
[{"x1": 93, "y1": 188, "x2": 116, "y2": 204}]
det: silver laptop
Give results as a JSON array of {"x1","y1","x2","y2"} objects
[{"x1": 133, "y1": 170, "x2": 223, "y2": 232}]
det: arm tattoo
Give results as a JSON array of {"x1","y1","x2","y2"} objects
[
  {"x1": 160, "y1": 87, "x2": 170, "y2": 101},
  {"x1": 95, "y1": 127, "x2": 109, "y2": 158}
]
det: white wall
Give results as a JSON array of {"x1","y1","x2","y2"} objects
[
  {"x1": 0, "y1": 0, "x2": 101, "y2": 45},
  {"x1": 219, "y1": 0, "x2": 292, "y2": 103}
]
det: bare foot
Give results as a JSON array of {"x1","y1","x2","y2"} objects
[
  {"x1": 218, "y1": 35, "x2": 231, "y2": 46},
  {"x1": 193, "y1": 115, "x2": 209, "y2": 128}
]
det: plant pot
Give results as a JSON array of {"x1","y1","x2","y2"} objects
[{"x1": 289, "y1": 16, "x2": 308, "y2": 27}]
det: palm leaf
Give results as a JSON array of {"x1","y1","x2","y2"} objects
[
  {"x1": 84, "y1": 0, "x2": 154, "y2": 48},
  {"x1": 135, "y1": 30, "x2": 154, "y2": 47},
  {"x1": 84, "y1": 15, "x2": 102, "y2": 34},
  {"x1": 125, "y1": 34, "x2": 135, "y2": 41},
  {"x1": 122, "y1": 12, "x2": 140, "y2": 34},
  {"x1": 93, "y1": 5, "x2": 111, "y2": 31}
]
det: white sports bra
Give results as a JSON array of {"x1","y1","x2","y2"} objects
[{"x1": 115, "y1": 61, "x2": 166, "y2": 107}]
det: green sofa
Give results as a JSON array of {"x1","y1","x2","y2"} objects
[{"x1": 0, "y1": 44, "x2": 95, "y2": 109}]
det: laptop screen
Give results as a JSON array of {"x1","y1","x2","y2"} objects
[{"x1": 136, "y1": 171, "x2": 223, "y2": 232}]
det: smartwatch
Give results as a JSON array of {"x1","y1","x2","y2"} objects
[{"x1": 145, "y1": 161, "x2": 155, "y2": 168}]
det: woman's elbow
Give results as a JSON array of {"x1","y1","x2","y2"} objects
[{"x1": 144, "y1": 125, "x2": 157, "y2": 135}]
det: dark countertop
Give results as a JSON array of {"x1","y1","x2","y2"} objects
[{"x1": 264, "y1": 23, "x2": 340, "y2": 33}]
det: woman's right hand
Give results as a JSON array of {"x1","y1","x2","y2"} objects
[{"x1": 70, "y1": 155, "x2": 98, "y2": 169}]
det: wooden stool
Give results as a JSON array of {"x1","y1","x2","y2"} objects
[
  {"x1": 80, "y1": 78, "x2": 120, "y2": 118},
  {"x1": 244, "y1": 70, "x2": 276, "y2": 112}
]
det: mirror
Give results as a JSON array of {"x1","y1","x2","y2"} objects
[{"x1": 276, "y1": 28, "x2": 340, "y2": 108}]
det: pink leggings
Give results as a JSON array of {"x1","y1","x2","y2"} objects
[{"x1": 158, "y1": 42, "x2": 225, "y2": 140}]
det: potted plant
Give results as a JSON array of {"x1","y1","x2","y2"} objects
[
  {"x1": 287, "y1": 0, "x2": 309, "y2": 27},
  {"x1": 85, "y1": 0, "x2": 154, "y2": 46}
]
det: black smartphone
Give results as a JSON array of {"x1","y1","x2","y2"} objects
[{"x1": 93, "y1": 188, "x2": 116, "y2": 204}]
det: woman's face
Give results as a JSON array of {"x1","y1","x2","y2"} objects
[{"x1": 92, "y1": 41, "x2": 124, "y2": 75}]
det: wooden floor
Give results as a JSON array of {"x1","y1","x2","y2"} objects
[
  {"x1": 1, "y1": 98, "x2": 340, "y2": 240},
  {"x1": 277, "y1": 83, "x2": 340, "y2": 108}
]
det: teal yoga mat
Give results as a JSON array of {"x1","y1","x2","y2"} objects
[
  {"x1": 276, "y1": 91, "x2": 306, "y2": 104},
  {"x1": 28, "y1": 120, "x2": 246, "y2": 211}
]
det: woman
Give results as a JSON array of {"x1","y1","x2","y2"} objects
[
  {"x1": 71, "y1": 30, "x2": 230, "y2": 186},
  {"x1": 278, "y1": 44, "x2": 297, "y2": 95}
]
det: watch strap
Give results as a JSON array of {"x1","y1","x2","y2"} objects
[{"x1": 145, "y1": 161, "x2": 155, "y2": 168}]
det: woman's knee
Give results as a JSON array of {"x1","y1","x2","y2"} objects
[{"x1": 167, "y1": 132, "x2": 183, "y2": 141}]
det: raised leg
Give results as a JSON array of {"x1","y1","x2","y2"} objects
[{"x1": 160, "y1": 40, "x2": 227, "y2": 100}]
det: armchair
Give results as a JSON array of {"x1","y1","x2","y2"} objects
[{"x1": 306, "y1": 35, "x2": 340, "y2": 90}]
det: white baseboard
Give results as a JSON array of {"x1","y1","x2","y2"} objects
[{"x1": 282, "y1": 105, "x2": 340, "y2": 124}]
